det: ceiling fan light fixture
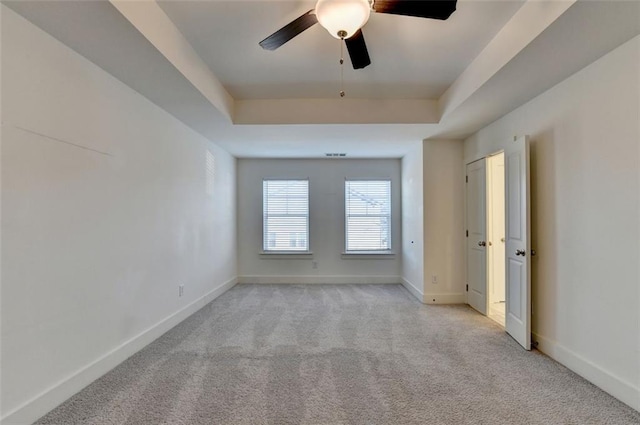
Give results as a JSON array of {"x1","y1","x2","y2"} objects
[{"x1": 315, "y1": 0, "x2": 371, "y2": 39}]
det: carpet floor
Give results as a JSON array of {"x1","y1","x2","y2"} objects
[{"x1": 36, "y1": 284, "x2": 640, "y2": 424}]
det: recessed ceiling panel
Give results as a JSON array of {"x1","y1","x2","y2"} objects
[{"x1": 158, "y1": 0, "x2": 525, "y2": 99}]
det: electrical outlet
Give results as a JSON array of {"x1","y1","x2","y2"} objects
[
  {"x1": 179, "y1": 284, "x2": 184, "y2": 297},
  {"x1": 312, "y1": 261, "x2": 318, "y2": 269},
  {"x1": 431, "y1": 275, "x2": 438, "y2": 284}
]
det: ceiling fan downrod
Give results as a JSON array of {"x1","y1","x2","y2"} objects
[{"x1": 339, "y1": 32, "x2": 346, "y2": 98}]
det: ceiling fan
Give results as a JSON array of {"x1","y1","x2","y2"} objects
[{"x1": 259, "y1": 0, "x2": 457, "y2": 70}]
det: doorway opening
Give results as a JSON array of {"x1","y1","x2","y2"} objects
[{"x1": 486, "y1": 152, "x2": 506, "y2": 327}]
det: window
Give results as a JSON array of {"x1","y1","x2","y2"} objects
[
  {"x1": 345, "y1": 180, "x2": 391, "y2": 252},
  {"x1": 263, "y1": 180, "x2": 309, "y2": 252}
]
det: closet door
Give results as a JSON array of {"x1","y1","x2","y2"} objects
[{"x1": 466, "y1": 159, "x2": 487, "y2": 315}]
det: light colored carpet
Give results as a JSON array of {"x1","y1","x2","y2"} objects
[{"x1": 36, "y1": 284, "x2": 640, "y2": 424}]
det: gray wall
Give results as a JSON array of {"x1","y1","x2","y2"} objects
[{"x1": 237, "y1": 158, "x2": 402, "y2": 283}]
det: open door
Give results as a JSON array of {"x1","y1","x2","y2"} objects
[
  {"x1": 466, "y1": 159, "x2": 487, "y2": 315},
  {"x1": 504, "y1": 136, "x2": 531, "y2": 350}
]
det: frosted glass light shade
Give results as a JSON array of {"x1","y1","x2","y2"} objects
[{"x1": 315, "y1": 0, "x2": 371, "y2": 39}]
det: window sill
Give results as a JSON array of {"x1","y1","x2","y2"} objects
[
  {"x1": 260, "y1": 251, "x2": 313, "y2": 259},
  {"x1": 341, "y1": 251, "x2": 396, "y2": 260}
]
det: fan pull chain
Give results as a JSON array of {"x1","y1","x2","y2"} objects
[{"x1": 339, "y1": 32, "x2": 346, "y2": 98}]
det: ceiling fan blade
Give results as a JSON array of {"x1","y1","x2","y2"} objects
[
  {"x1": 345, "y1": 29, "x2": 371, "y2": 70},
  {"x1": 259, "y1": 10, "x2": 318, "y2": 51},
  {"x1": 373, "y1": 0, "x2": 457, "y2": 20}
]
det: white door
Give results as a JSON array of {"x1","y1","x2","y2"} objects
[
  {"x1": 466, "y1": 159, "x2": 487, "y2": 315},
  {"x1": 505, "y1": 136, "x2": 531, "y2": 350}
]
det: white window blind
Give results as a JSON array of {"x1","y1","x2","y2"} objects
[
  {"x1": 345, "y1": 180, "x2": 391, "y2": 251},
  {"x1": 263, "y1": 180, "x2": 309, "y2": 251}
]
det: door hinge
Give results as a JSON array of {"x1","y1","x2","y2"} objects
[
  {"x1": 466, "y1": 230, "x2": 468, "y2": 237},
  {"x1": 466, "y1": 175, "x2": 468, "y2": 183},
  {"x1": 466, "y1": 284, "x2": 468, "y2": 292}
]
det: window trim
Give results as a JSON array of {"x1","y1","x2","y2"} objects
[
  {"x1": 259, "y1": 251, "x2": 314, "y2": 260},
  {"x1": 341, "y1": 251, "x2": 395, "y2": 259},
  {"x1": 262, "y1": 178, "x2": 310, "y2": 253},
  {"x1": 344, "y1": 179, "x2": 392, "y2": 253}
]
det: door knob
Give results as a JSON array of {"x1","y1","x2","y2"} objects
[
  {"x1": 516, "y1": 249, "x2": 526, "y2": 256},
  {"x1": 478, "y1": 241, "x2": 486, "y2": 247}
]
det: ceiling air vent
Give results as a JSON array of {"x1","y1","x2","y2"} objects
[{"x1": 325, "y1": 153, "x2": 347, "y2": 157}]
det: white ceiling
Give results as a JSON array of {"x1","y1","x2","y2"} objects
[
  {"x1": 157, "y1": 0, "x2": 524, "y2": 99},
  {"x1": 4, "y1": 0, "x2": 640, "y2": 158}
]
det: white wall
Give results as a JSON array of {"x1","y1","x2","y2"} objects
[
  {"x1": 0, "y1": 7, "x2": 237, "y2": 423},
  {"x1": 400, "y1": 140, "x2": 465, "y2": 304},
  {"x1": 423, "y1": 140, "x2": 465, "y2": 304},
  {"x1": 464, "y1": 36, "x2": 640, "y2": 410},
  {"x1": 401, "y1": 144, "x2": 424, "y2": 300},
  {"x1": 237, "y1": 159, "x2": 401, "y2": 283}
]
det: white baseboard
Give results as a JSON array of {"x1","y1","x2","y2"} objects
[
  {"x1": 423, "y1": 293, "x2": 466, "y2": 304},
  {"x1": 1, "y1": 277, "x2": 238, "y2": 425},
  {"x1": 237, "y1": 275, "x2": 401, "y2": 284},
  {"x1": 400, "y1": 277, "x2": 424, "y2": 302},
  {"x1": 533, "y1": 332, "x2": 639, "y2": 412}
]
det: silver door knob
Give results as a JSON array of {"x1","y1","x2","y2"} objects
[
  {"x1": 478, "y1": 241, "x2": 486, "y2": 247},
  {"x1": 516, "y1": 249, "x2": 526, "y2": 256}
]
